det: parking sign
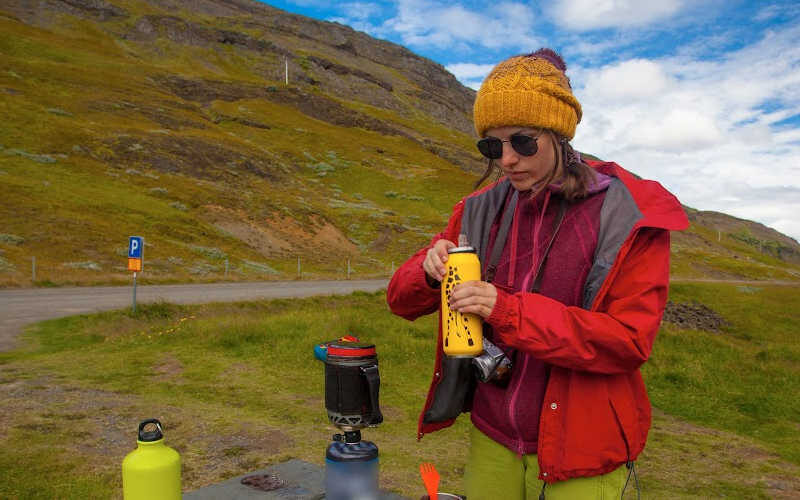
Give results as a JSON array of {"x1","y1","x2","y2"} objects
[{"x1": 128, "y1": 236, "x2": 143, "y2": 272}]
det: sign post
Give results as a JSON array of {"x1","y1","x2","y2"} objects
[{"x1": 127, "y1": 236, "x2": 144, "y2": 313}]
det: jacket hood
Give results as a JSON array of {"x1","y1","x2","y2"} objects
[{"x1": 590, "y1": 160, "x2": 689, "y2": 232}]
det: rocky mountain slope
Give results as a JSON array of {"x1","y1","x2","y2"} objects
[{"x1": 1, "y1": 0, "x2": 798, "y2": 285}]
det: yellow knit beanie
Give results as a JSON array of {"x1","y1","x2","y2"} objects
[{"x1": 473, "y1": 48, "x2": 582, "y2": 140}]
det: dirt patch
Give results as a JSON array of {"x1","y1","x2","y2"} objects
[
  {"x1": 276, "y1": 214, "x2": 359, "y2": 258},
  {"x1": 0, "y1": 371, "x2": 292, "y2": 490},
  {"x1": 216, "y1": 219, "x2": 293, "y2": 255},
  {"x1": 662, "y1": 300, "x2": 727, "y2": 332},
  {"x1": 202, "y1": 205, "x2": 294, "y2": 257},
  {"x1": 311, "y1": 220, "x2": 359, "y2": 256},
  {"x1": 153, "y1": 354, "x2": 184, "y2": 381},
  {"x1": 201, "y1": 206, "x2": 358, "y2": 258}
]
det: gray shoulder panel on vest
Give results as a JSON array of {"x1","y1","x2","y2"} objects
[
  {"x1": 460, "y1": 179, "x2": 513, "y2": 268},
  {"x1": 582, "y1": 178, "x2": 643, "y2": 309}
]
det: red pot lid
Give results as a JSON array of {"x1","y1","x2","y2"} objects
[{"x1": 328, "y1": 342, "x2": 376, "y2": 357}]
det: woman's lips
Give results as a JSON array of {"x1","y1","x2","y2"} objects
[{"x1": 508, "y1": 171, "x2": 527, "y2": 180}]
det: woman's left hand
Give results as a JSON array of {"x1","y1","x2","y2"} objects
[{"x1": 449, "y1": 280, "x2": 497, "y2": 319}]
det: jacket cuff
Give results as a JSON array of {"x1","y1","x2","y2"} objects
[
  {"x1": 486, "y1": 287, "x2": 519, "y2": 342},
  {"x1": 416, "y1": 262, "x2": 442, "y2": 295}
]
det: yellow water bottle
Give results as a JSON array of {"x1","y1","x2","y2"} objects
[
  {"x1": 442, "y1": 243, "x2": 484, "y2": 357},
  {"x1": 122, "y1": 419, "x2": 181, "y2": 500}
]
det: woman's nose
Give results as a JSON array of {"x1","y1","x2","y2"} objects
[{"x1": 499, "y1": 142, "x2": 518, "y2": 167}]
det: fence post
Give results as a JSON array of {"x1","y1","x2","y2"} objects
[
  {"x1": 224, "y1": 258, "x2": 229, "y2": 277},
  {"x1": 32, "y1": 256, "x2": 36, "y2": 282},
  {"x1": 347, "y1": 259, "x2": 351, "y2": 280},
  {"x1": 297, "y1": 256, "x2": 301, "y2": 279}
]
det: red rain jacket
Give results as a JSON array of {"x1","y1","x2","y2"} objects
[{"x1": 387, "y1": 161, "x2": 689, "y2": 482}]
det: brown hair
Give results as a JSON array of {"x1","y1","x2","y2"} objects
[{"x1": 474, "y1": 129, "x2": 597, "y2": 201}]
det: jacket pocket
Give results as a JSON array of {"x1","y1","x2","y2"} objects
[{"x1": 423, "y1": 356, "x2": 476, "y2": 423}]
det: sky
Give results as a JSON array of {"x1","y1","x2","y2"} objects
[{"x1": 260, "y1": 0, "x2": 800, "y2": 242}]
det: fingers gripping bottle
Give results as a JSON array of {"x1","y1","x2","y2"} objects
[
  {"x1": 441, "y1": 235, "x2": 483, "y2": 357},
  {"x1": 122, "y1": 419, "x2": 181, "y2": 500}
]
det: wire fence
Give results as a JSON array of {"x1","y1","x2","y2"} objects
[{"x1": 7, "y1": 255, "x2": 397, "y2": 286}]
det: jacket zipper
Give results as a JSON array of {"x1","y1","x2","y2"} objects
[
  {"x1": 509, "y1": 194, "x2": 551, "y2": 455},
  {"x1": 508, "y1": 353, "x2": 529, "y2": 455}
]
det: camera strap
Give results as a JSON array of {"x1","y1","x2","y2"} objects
[
  {"x1": 485, "y1": 190, "x2": 518, "y2": 283},
  {"x1": 485, "y1": 194, "x2": 568, "y2": 293},
  {"x1": 531, "y1": 198, "x2": 568, "y2": 293}
]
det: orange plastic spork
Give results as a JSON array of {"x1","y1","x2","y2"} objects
[{"x1": 420, "y1": 462, "x2": 440, "y2": 499}]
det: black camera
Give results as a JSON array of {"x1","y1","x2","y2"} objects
[{"x1": 472, "y1": 337, "x2": 512, "y2": 383}]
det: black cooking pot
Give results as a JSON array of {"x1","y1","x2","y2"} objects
[{"x1": 321, "y1": 340, "x2": 383, "y2": 430}]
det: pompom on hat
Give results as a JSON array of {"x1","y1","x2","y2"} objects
[{"x1": 473, "y1": 48, "x2": 582, "y2": 140}]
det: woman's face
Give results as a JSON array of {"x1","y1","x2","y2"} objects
[{"x1": 484, "y1": 126, "x2": 557, "y2": 192}]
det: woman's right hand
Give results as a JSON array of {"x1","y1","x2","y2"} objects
[{"x1": 422, "y1": 239, "x2": 456, "y2": 283}]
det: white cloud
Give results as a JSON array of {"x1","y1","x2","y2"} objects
[
  {"x1": 445, "y1": 63, "x2": 494, "y2": 89},
  {"x1": 572, "y1": 24, "x2": 800, "y2": 240},
  {"x1": 630, "y1": 109, "x2": 724, "y2": 151},
  {"x1": 445, "y1": 63, "x2": 494, "y2": 80},
  {"x1": 327, "y1": 2, "x2": 386, "y2": 34},
  {"x1": 549, "y1": 0, "x2": 685, "y2": 30},
  {"x1": 336, "y1": 2, "x2": 384, "y2": 21},
  {"x1": 754, "y1": 4, "x2": 784, "y2": 22},
  {"x1": 584, "y1": 59, "x2": 670, "y2": 101},
  {"x1": 754, "y1": 3, "x2": 800, "y2": 22},
  {"x1": 376, "y1": 0, "x2": 540, "y2": 51}
]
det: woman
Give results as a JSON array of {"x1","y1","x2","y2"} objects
[{"x1": 387, "y1": 49, "x2": 688, "y2": 499}]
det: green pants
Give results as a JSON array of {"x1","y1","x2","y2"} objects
[{"x1": 464, "y1": 426, "x2": 627, "y2": 500}]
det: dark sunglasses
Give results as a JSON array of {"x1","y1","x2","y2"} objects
[{"x1": 476, "y1": 134, "x2": 539, "y2": 160}]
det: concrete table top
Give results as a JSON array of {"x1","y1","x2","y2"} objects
[{"x1": 184, "y1": 459, "x2": 408, "y2": 499}]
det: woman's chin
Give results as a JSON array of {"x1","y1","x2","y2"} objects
[{"x1": 508, "y1": 177, "x2": 535, "y2": 192}]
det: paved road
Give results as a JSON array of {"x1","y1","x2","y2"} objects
[
  {"x1": 0, "y1": 279, "x2": 389, "y2": 352},
  {"x1": 3, "y1": 277, "x2": 796, "y2": 352}
]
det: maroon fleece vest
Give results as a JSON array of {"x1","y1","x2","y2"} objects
[{"x1": 471, "y1": 186, "x2": 607, "y2": 455}]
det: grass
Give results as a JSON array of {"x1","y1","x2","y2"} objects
[
  {"x1": 645, "y1": 282, "x2": 800, "y2": 463},
  {"x1": 1, "y1": 284, "x2": 799, "y2": 498}
]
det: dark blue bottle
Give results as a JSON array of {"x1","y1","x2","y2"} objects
[{"x1": 325, "y1": 430, "x2": 379, "y2": 500}]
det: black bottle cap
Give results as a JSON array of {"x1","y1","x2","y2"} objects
[{"x1": 138, "y1": 419, "x2": 164, "y2": 442}]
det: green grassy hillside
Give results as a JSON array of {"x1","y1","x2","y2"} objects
[
  {"x1": 1, "y1": 0, "x2": 799, "y2": 287},
  {"x1": 0, "y1": 6, "x2": 476, "y2": 286}
]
